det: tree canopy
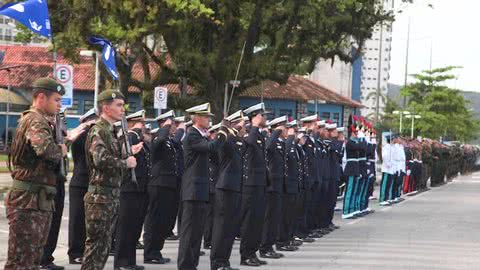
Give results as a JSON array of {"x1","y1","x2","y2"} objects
[
  {"x1": 394, "y1": 66, "x2": 480, "y2": 142},
  {"x1": 13, "y1": 0, "x2": 410, "y2": 118}
]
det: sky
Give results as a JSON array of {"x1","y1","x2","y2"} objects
[{"x1": 389, "y1": 0, "x2": 478, "y2": 91}]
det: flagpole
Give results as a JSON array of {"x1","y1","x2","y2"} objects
[{"x1": 51, "y1": 38, "x2": 57, "y2": 79}]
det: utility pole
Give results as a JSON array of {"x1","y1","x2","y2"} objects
[
  {"x1": 403, "y1": 17, "x2": 411, "y2": 107},
  {"x1": 374, "y1": 9, "x2": 385, "y2": 124}
]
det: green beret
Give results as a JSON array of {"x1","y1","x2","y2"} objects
[
  {"x1": 32, "y1": 77, "x2": 65, "y2": 95},
  {"x1": 97, "y1": 90, "x2": 125, "y2": 103}
]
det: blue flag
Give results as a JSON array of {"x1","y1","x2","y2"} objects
[
  {"x1": 88, "y1": 36, "x2": 119, "y2": 80},
  {"x1": 0, "y1": 0, "x2": 51, "y2": 38}
]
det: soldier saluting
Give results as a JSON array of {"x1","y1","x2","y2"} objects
[
  {"x1": 5, "y1": 78, "x2": 67, "y2": 270},
  {"x1": 81, "y1": 90, "x2": 143, "y2": 270},
  {"x1": 177, "y1": 103, "x2": 229, "y2": 270}
]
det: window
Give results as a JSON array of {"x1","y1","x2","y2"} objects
[
  {"x1": 84, "y1": 99, "x2": 94, "y2": 112},
  {"x1": 321, "y1": 112, "x2": 330, "y2": 120},
  {"x1": 333, "y1": 113, "x2": 340, "y2": 123},
  {"x1": 266, "y1": 108, "x2": 275, "y2": 120},
  {"x1": 279, "y1": 109, "x2": 292, "y2": 117},
  {"x1": 4, "y1": 29, "x2": 12, "y2": 41},
  {"x1": 0, "y1": 18, "x2": 4, "y2": 24},
  {"x1": 66, "y1": 99, "x2": 79, "y2": 115}
]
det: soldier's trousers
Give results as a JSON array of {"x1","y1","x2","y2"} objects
[
  {"x1": 5, "y1": 206, "x2": 52, "y2": 270},
  {"x1": 68, "y1": 186, "x2": 88, "y2": 260},
  {"x1": 203, "y1": 192, "x2": 216, "y2": 248},
  {"x1": 392, "y1": 173, "x2": 404, "y2": 199},
  {"x1": 305, "y1": 185, "x2": 317, "y2": 231},
  {"x1": 41, "y1": 180, "x2": 65, "y2": 265},
  {"x1": 343, "y1": 176, "x2": 357, "y2": 215},
  {"x1": 358, "y1": 175, "x2": 370, "y2": 211},
  {"x1": 144, "y1": 186, "x2": 178, "y2": 260},
  {"x1": 294, "y1": 190, "x2": 308, "y2": 238},
  {"x1": 325, "y1": 179, "x2": 338, "y2": 226},
  {"x1": 317, "y1": 181, "x2": 329, "y2": 228},
  {"x1": 277, "y1": 193, "x2": 296, "y2": 247},
  {"x1": 240, "y1": 185, "x2": 266, "y2": 260},
  {"x1": 114, "y1": 192, "x2": 148, "y2": 268},
  {"x1": 210, "y1": 189, "x2": 241, "y2": 270},
  {"x1": 379, "y1": 173, "x2": 393, "y2": 202},
  {"x1": 81, "y1": 193, "x2": 119, "y2": 270},
  {"x1": 177, "y1": 200, "x2": 208, "y2": 270},
  {"x1": 260, "y1": 192, "x2": 282, "y2": 252}
]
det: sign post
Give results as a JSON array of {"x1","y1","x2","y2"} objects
[
  {"x1": 55, "y1": 64, "x2": 74, "y2": 109},
  {"x1": 154, "y1": 86, "x2": 168, "y2": 115}
]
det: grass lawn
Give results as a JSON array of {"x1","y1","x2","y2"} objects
[{"x1": 0, "y1": 154, "x2": 8, "y2": 173}]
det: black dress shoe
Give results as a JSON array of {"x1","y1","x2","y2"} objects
[
  {"x1": 144, "y1": 257, "x2": 171, "y2": 264},
  {"x1": 277, "y1": 245, "x2": 298, "y2": 252},
  {"x1": 259, "y1": 251, "x2": 283, "y2": 259},
  {"x1": 166, "y1": 234, "x2": 179, "y2": 240},
  {"x1": 308, "y1": 232, "x2": 323, "y2": 238},
  {"x1": 69, "y1": 257, "x2": 82, "y2": 264},
  {"x1": 240, "y1": 258, "x2": 261, "y2": 267},
  {"x1": 115, "y1": 265, "x2": 145, "y2": 270},
  {"x1": 320, "y1": 227, "x2": 333, "y2": 233},
  {"x1": 217, "y1": 266, "x2": 240, "y2": 270},
  {"x1": 252, "y1": 256, "x2": 267, "y2": 265},
  {"x1": 290, "y1": 239, "x2": 303, "y2": 246},
  {"x1": 136, "y1": 241, "x2": 144, "y2": 249},
  {"x1": 329, "y1": 224, "x2": 340, "y2": 230},
  {"x1": 300, "y1": 237, "x2": 315, "y2": 243},
  {"x1": 40, "y1": 263, "x2": 65, "y2": 270}
]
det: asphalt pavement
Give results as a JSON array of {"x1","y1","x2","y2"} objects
[{"x1": 0, "y1": 172, "x2": 479, "y2": 270}]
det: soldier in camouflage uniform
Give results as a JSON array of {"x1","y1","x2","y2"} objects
[
  {"x1": 5, "y1": 78, "x2": 67, "y2": 270},
  {"x1": 81, "y1": 90, "x2": 143, "y2": 270}
]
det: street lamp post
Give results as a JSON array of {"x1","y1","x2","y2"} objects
[
  {"x1": 80, "y1": 50, "x2": 100, "y2": 111},
  {"x1": 393, "y1": 110, "x2": 410, "y2": 135},
  {"x1": 405, "y1": 114, "x2": 421, "y2": 138}
]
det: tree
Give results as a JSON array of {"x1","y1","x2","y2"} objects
[
  {"x1": 13, "y1": 0, "x2": 412, "y2": 118},
  {"x1": 375, "y1": 96, "x2": 400, "y2": 133},
  {"x1": 400, "y1": 67, "x2": 480, "y2": 142}
]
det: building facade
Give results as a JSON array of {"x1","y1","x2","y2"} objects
[
  {"x1": 309, "y1": 56, "x2": 353, "y2": 99},
  {"x1": 359, "y1": 0, "x2": 394, "y2": 119}
]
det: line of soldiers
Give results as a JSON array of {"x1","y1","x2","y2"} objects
[
  {"x1": 5, "y1": 77, "x2": 360, "y2": 270},
  {"x1": 6, "y1": 77, "x2": 480, "y2": 270},
  {"x1": 340, "y1": 115, "x2": 378, "y2": 219},
  {"x1": 379, "y1": 135, "x2": 480, "y2": 206}
]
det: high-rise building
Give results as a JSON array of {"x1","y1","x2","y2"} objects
[
  {"x1": 309, "y1": 56, "x2": 353, "y2": 99},
  {"x1": 359, "y1": 0, "x2": 395, "y2": 119},
  {"x1": 0, "y1": 13, "x2": 47, "y2": 45}
]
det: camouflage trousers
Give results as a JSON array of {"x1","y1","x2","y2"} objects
[
  {"x1": 5, "y1": 207, "x2": 52, "y2": 270},
  {"x1": 81, "y1": 193, "x2": 119, "y2": 270}
]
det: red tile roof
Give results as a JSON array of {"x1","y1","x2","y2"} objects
[
  {"x1": 0, "y1": 45, "x2": 165, "y2": 93},
  {"x1": 0, "y1": 46, "x2": 361, "y2": 108},
  {"x1": 240, "y1": 75, "x2": 363, "y2": 108}
]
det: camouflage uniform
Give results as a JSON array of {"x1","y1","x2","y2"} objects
[
  {"x1": 81, "y1": 116, "x2": 127, "y2": 270},
  {"x1": 5, "y1": 107, "x2": 63, "y2": 270}
]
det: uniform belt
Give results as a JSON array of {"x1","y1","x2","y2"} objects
[
  {"x1": 88, "y1": 185, "x2": 119, "y2": 196},
  {"x1": 346, "y1": 158, "x2": 359, "y2": 162},
  {"x1": 358, "y1": 157, "x2": 367, "y2": 161},
  {"x1": 12, "y1": 179, "x2": 57, "y2": 195},
  {"x1": 368, "y1": 159, "x2": 376, "y2": 162}
]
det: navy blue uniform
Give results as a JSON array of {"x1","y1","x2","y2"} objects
[
  {"x1": 114, "y1": 128, "x2": 151, "y2": 268},
  {"x1": 240, "y1": 127, "x2": 267, "y2": 260}
]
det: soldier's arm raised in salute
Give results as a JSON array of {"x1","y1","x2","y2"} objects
[
  {"x1": 187, "y1": 126, "x2": 227, "y2": 153},
  {"x1": 26, "y1": 117, "x2": 66, "y2": 161}
]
